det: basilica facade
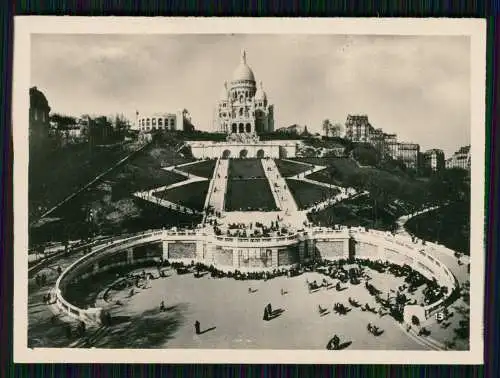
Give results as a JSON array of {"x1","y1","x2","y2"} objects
[
  {"x1": 188, "y1": 49, "x2": 296, "y2": 159},
  {"x1": 214, "y1": 50, "x2": 274, "y2": 136}
]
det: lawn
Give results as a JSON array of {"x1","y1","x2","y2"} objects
[
  {"x1": 225, "y1": 179, "x2": 278, "y2": 211},
  {"x1": 228, "y1": 159, "x2": 265, "y2": 179},
  {"x1": 308, "y1": 195, "x2": 399, "y2": 231},
  {"x1": 153, "y1": 181, "x2": 210, "y2": 211},
  {"x1": 274, "y1": 159, "x2": 315, "y2": 177},
  {"x1": 405, "y1": 201, "x2": 470, "y2": 255},
  {"x1": 176, "y1": 159, "x2": 217, "y2": 179},
  {"x1": 298, "y1": 157, "x2": 427, "y2": 208},
  {"x1": 111, "y1": 164, "x2": 187, "y2": 197},
  {"x1": 286, "y1": 179, "x2": 340, "y2": 210}
]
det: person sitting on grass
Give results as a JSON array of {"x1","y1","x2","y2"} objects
[{"x1": 160, "y1": 300, "x2": 166, "y2": 312}]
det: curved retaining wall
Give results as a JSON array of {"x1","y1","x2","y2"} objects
[{"x1": 53, "y1": 226, "x2": 459, "y2": 326}]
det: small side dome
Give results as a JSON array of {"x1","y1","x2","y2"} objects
[
  {"x1": 219, "y1": 81, "x2": 230, "y2": 101},
  {"x1": 254, "y1": 81, "x2": 267, "y2": 101}
]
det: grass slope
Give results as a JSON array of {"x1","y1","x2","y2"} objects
[{"x1": 286, "y1": 179, "x2": 340, "y2": 210}]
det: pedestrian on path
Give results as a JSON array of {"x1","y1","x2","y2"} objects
[{"x1": 194, "y1": 320, "x2": 201, "y2": 334}]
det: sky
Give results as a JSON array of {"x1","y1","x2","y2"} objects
[{"x1": 31, "y1": 33, "x2": 471, "y2": 156}]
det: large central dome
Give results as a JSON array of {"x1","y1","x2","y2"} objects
[{"x1": 231, "y1": 50, "x2": 255, "y2": 82}]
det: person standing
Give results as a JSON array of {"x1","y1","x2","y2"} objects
[
  {"x1": 333, "y1": 335, "x2": 340, "y2": 349},
  {"x1": 194, "y1": 320, "x2": 201, "y2": 334}
]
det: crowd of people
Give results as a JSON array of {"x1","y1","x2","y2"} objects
[{"x1": 212, "y1": 220, "x2": 292, "y2": 239}]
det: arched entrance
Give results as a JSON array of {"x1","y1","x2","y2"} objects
[
  {"x1": 231, "y1": 123, "x2": 237, "y2": 133},
  {"x1": 256, "y1": 149, "x2": 265, "y2": 158},
  {"x1": 222, "y1": 150, "x2": 231, "y2": 159},
  {"x1": 238, "y1": 123, "x2": 244, "y2": 133},
  {"x1": 239, "y1": 149, "x2": 248, "y2": 158},
  {"x1": 245, "y1": 123, "x2": 252, "y2": 133}
]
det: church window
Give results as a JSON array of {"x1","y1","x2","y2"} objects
[
  {"x1": 158, "y1": 118, "x2": 163, "y2": 126},
  {"x1": 239, "y1": 123, "x2": 244, "y2": 133},
  {"x1": 245, "y1": 91, "x2": 249, "y2": 98},
  {"x1": 152, "y1": 118, "x2": 156, "y2": 126},
  {"x1": 239, "y1": 108, "x2": 243, "y2": 116},
  {"x1": 232, "y1": 123, "x2": 237, "y2": 133},
  {"x1": 245, "y1": 123, "x2": 251, "y2": 133},
  {"x1": 146, "y1": 118, "x2": 150, "y2": 126}
]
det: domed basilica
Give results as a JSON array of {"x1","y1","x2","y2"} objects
[
  {"x1": 188, "y1": 49, "x2": 295, "y2": 159},
  {"x1": 214, "y1": 50, "x2": 274, "y2": 138}
]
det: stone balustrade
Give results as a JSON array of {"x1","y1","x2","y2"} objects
[{"x1": 51, "y1": 224, "x2": 461, "y2": 326}]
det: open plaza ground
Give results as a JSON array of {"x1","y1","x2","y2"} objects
[{"x1": 63, "y1": 268, "x2": 433, "y2": 350}]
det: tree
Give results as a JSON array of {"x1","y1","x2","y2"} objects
[
  {"x1": 330, "y1": 122, "x2": 343, "y2": 138},
  {"x1": 322, "y1": 119, "x2": 332, "y2": 137}
]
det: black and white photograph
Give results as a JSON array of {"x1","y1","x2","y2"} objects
[{"x1": 13, "y1": 18, "x2": 486, "y2": 364}]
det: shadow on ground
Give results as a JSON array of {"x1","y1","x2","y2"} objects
[
  {"x1": 88, "y1": 303, "x2": 187, "y2": 348},
  {"x1": 28, "y1": 313, "x2": 72, "y2": 348}
]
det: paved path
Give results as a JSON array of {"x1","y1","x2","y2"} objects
[
  {"x1": 262, "y1": 159, "x2": 307, "y2": 228},
  {"x1": 305, "y1": 190, "x2": 368, "y2": 214}
]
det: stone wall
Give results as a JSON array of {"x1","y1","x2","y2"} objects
[
  {"x1": 356, "y1": 242, "x2": 378, "y2": 258},
  {"x1": 315, "y1": 240, "x2": 346, "y2": 259},
  {"x1": 188, "y1": 141, "x2": 297, "y2": 159},
  {"x1": 277, "y1": 246, "x2": 299, "y2": 266},
  {"x1": 213, "y1": 246, "x2": 234, "y2": 266},
  {"x1": 133, "y1": 242, "x2": 163, "y2": 260},
  {"x1": 237, "y1": 248, "x2": 272, "y2": 269}
]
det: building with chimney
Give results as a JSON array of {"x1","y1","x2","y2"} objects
[
  {"x1": 422, "y1": 149, "x2": 445, "y2": 172},
  {"x1": 446, "y1": 145, "x2": 471, "y2": 171}
]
